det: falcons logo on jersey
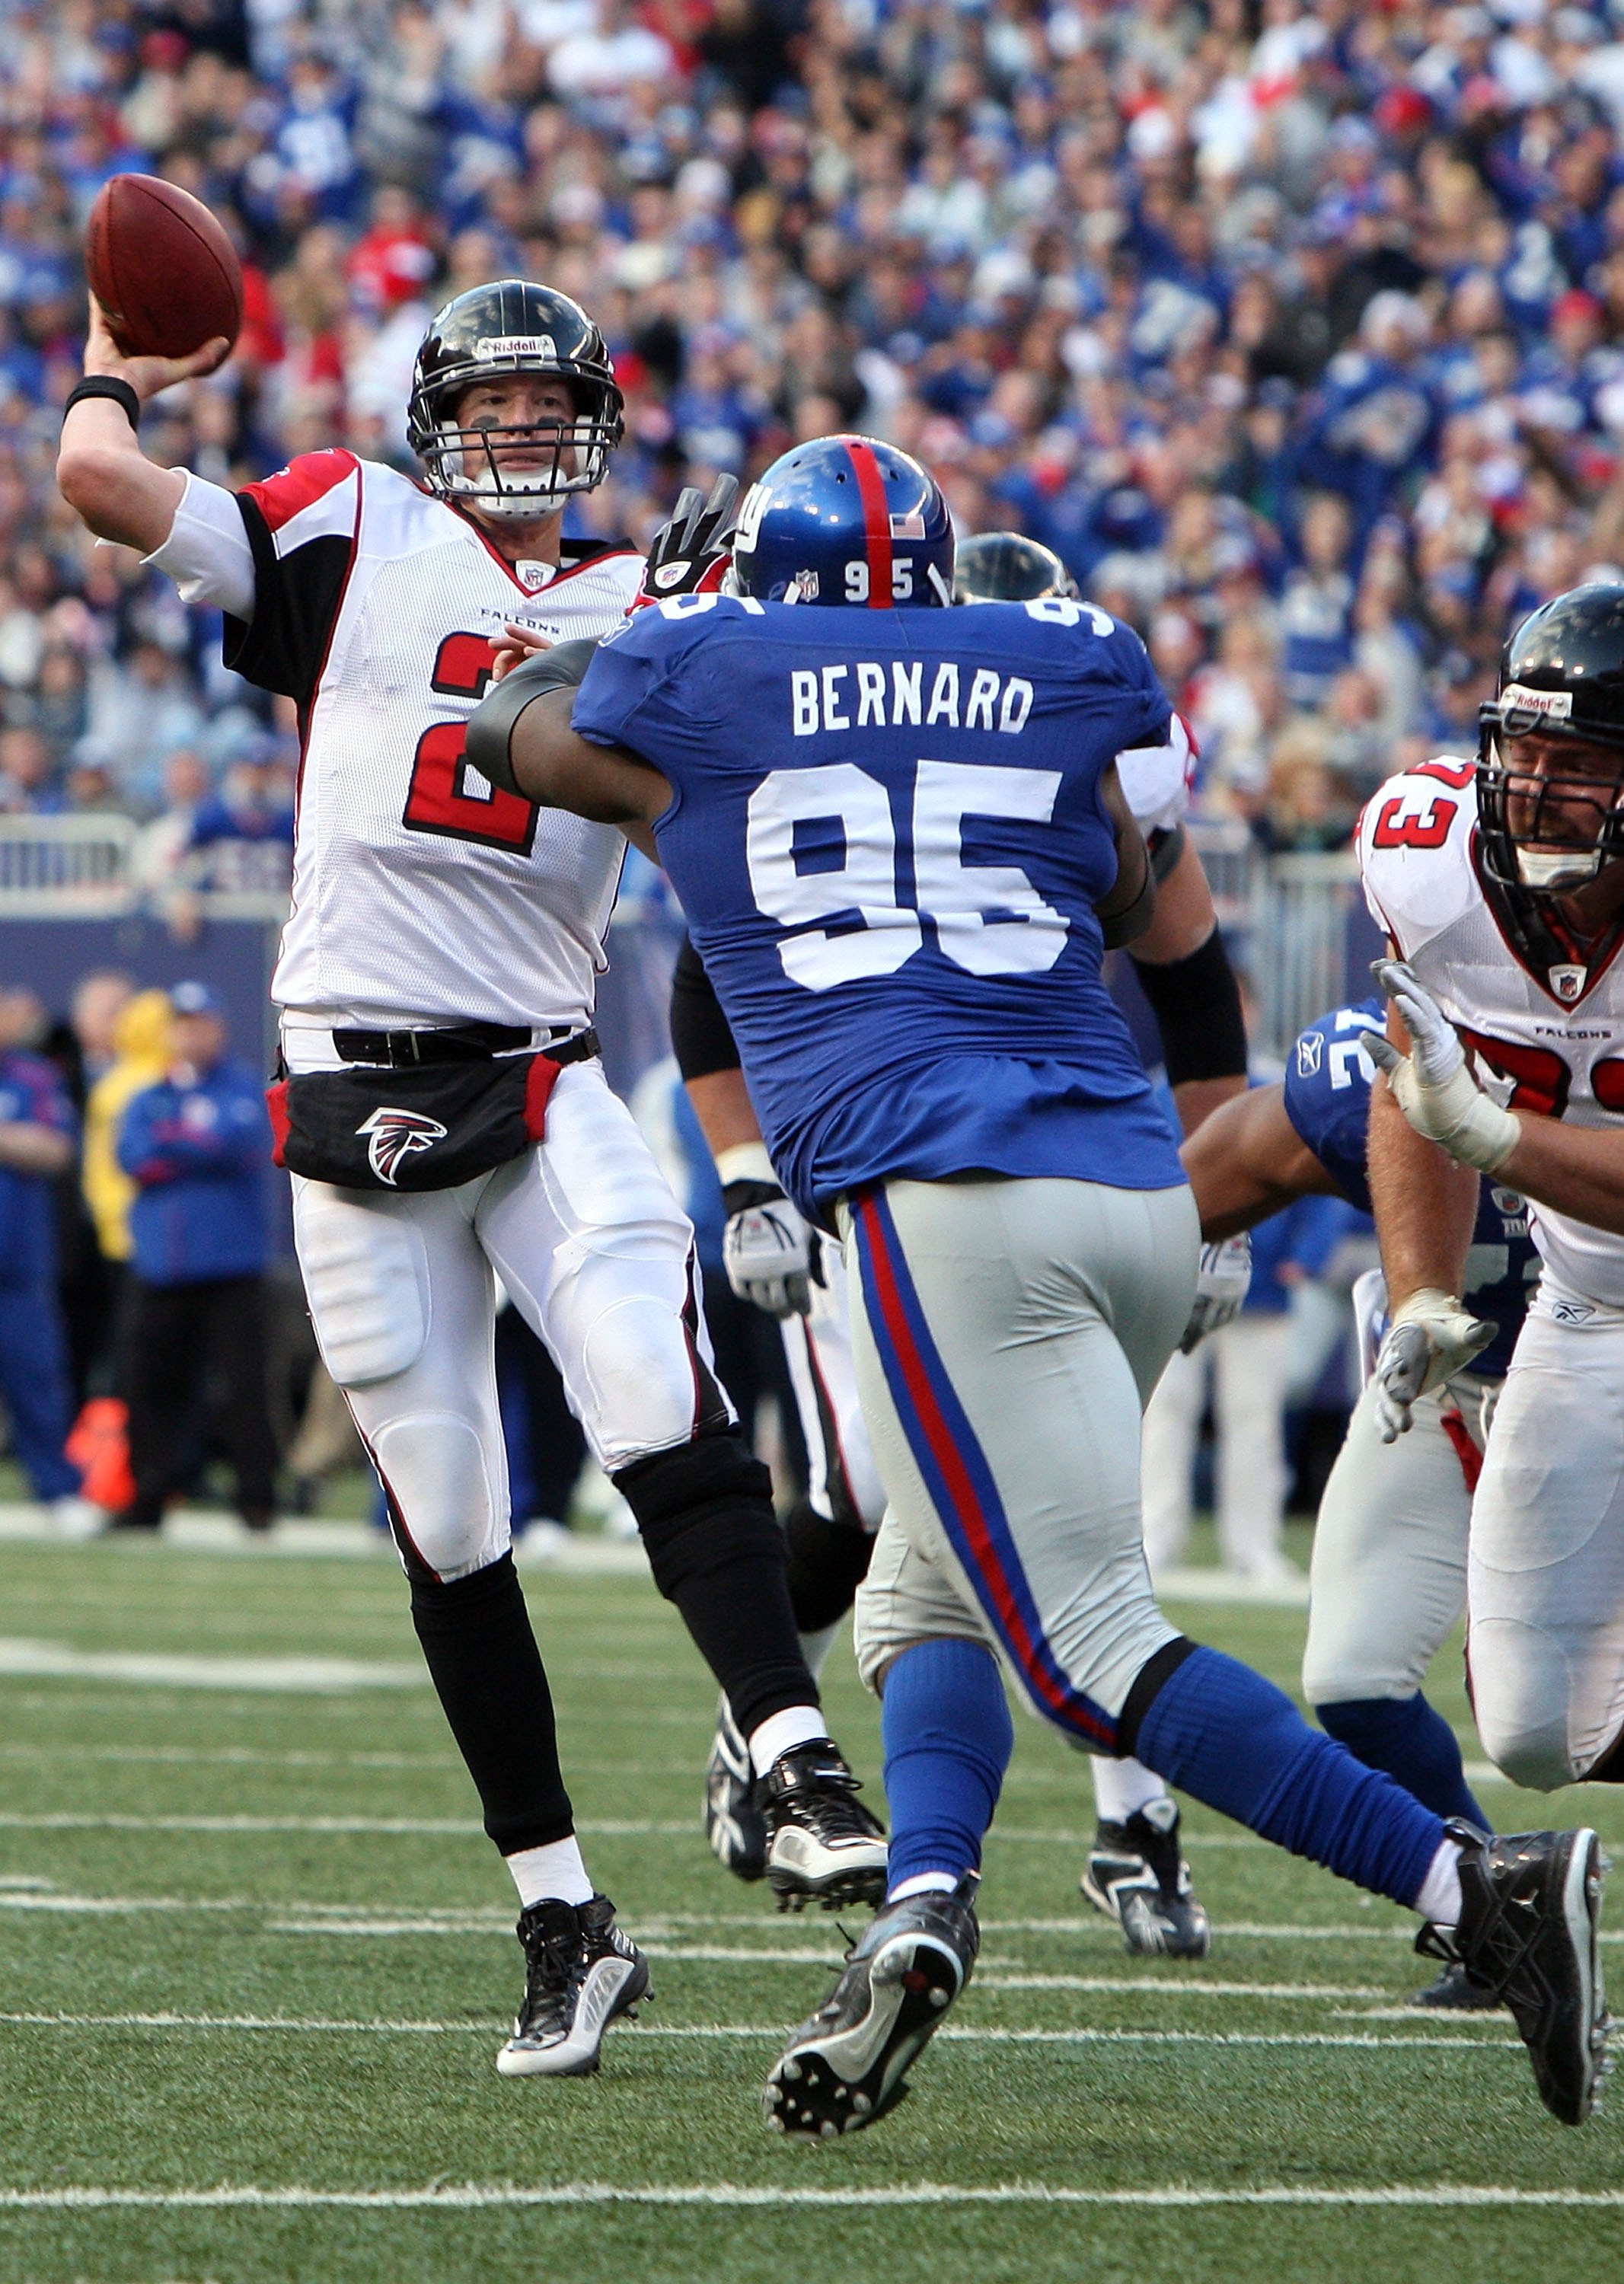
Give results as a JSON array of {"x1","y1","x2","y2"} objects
[{"x1": 356, "y1": 1106, "x2": 448, "y2": 1185}]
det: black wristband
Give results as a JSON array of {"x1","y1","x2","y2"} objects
[
  {"x1": 64, "y1": 376, "x2": 140, "y2": 432},
  {"x1": 722, "y1": 1177, "x2": 786, "y2": 1216}
]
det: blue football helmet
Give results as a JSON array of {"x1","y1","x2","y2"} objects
[{"x1": 728, "y1": 435, "x2": 954, "y2": 608}]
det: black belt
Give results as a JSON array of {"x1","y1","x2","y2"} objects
[{"x1": 331, "y1": 1022, "x2": 600, "y2": 1070}]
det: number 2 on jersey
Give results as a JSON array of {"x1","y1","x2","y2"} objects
[
  {"x1": 746, "y1": 760, "x2": 1069, "y2": 990},
  {"x1": 403, "y1": 633, "x2": 538, "y2": 855}
]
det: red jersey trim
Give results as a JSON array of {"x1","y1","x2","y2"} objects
[{"x1": 241, "y1": 450, "x2": 359, "y2": 535}]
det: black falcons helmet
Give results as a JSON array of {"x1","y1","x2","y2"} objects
[
  {"x1": 953, "y1": 531, "x2": 1079, "y2": 604},
  {"x1": 407, "y1": 280, "x2": 624, "y2": 517},
  {"x1": 1478, "y1": 582, "x2": 1624, "y2": 899}
]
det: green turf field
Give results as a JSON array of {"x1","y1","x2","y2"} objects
[{"x1": 1, "y1": 1530, "x2": 1621, "y2": 2284}]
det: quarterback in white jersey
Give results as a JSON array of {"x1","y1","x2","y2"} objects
[
  {"x1": 1361, "y1": 582, "x2": 1624, "y2": 1794},
  {"x1": 56, "y1": 278, "x2": 886, "y2": 2078},
  {"x1": 665, "y1": 532, "x2": 1251, "y2": 1961}
]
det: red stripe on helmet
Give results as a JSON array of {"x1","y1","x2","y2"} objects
[{"x1": 844, "y1": 437, "x2": 893, "y2": 608}]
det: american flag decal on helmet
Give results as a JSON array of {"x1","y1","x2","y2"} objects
[{"x1": 356, "y1": 1107, "x2": 449, "y2": 1185}]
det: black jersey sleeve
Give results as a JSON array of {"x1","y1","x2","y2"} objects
[
  {"x1": 670, "y1": 933, "x2": 743, "y2": 1080},
  {"x1": 222, "y1": 450, "x2": 362, "y2": 707}
]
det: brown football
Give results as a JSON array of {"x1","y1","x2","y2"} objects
[{"x1": 86, "y1": 174, "x2": 243, "y2": 362}]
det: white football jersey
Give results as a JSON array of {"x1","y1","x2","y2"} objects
[
  {"x1": 159, "y1": 450, "x2": 643, "y2": 1030},
  {"x1": 1358, "y1": 755, "x2": 1624, "y2": 1309},
  {"x1": 1117, "y1": 710, "x2": 1195, "y2": 837}
]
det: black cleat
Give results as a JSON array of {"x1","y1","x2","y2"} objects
[
  {"x1": 496, "y1": 1892, "x2": 650, "y2": 2078},
  {"x1": 1080, "y1": 1801, "x2": 1212, "y2": 1959},
  {"x1": 761, "y1": 1740, "x2": 889, "y2": 1912},
  {"x1": 1409, "y1": 1961, "x2": 1503, "y2": 2011},
  {"x1": 764, "y1": 1875, "x2": 979, "y2": 2139},
  {"x1": 1417, "y1": 1820, "x2": 1608, "y2": 2125},
  {"x1": 704, "y1": 1695, "x2": 768, "y2": 1882}
]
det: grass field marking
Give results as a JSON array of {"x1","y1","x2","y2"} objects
[
  {"x1": 8, "y1": 2184, "x2": 1613, "y2": 2212},
  {"x1": 0, "y1": 1641, "x2": 426, "y2": 1692},
  {"x1": 0, "y1": 2012, "x2": 1522, "y2": 2051},
  {"x1": 0, "y1": 1742, "x2": 694, "y2": 1777}
]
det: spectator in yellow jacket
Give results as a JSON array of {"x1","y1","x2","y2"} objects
[{"x1": 82, "y1": 989, "x2": 171, "y2": 1265}]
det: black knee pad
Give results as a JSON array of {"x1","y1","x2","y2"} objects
[
  {"x1": 784, "y1": 1498, "x2": 875, "y2": 1632},
  {"x1": 614, "y1": 1431, "x2": 779, "y2": 1599}
]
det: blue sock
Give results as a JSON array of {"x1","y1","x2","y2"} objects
[
  {"x1": 1134, "y1": 1647, "x2": 1445, "y2": 1909},
  {"x1": 881, "y1": 1638, "x2": 1014, "y2": 1893},
  {"x1": 1316, "y1": 1695, "x2": 1487, "y2": 1828}
]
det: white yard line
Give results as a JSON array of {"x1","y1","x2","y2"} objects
[
  {"x1": 0, "y1": 2012, "x2": 1518, "y2": 2050},
  {"x1": 0, "y1": 2184, "x2": 1613, "y2": 2210},
  {"x1": 0, "y1": 1641, "x2": 425, "y2": 1692}
]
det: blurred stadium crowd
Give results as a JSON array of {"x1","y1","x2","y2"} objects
[{"x1": 1, "y1": 0, "x2": 1624, "y2": 850}]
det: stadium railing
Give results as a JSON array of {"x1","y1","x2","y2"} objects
[{"x1": 0, "y1": 815, "x2": 1369, "y2": 1060}]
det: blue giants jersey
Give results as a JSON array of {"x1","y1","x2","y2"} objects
[
  {"x1": 573, "y1": 592, "x2": 1187, "y2": 1222},
  {"x1": 1284, "y1": 996, "x2": 1536, "y2": 1379}
]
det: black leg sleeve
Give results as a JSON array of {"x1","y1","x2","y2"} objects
[
  {"x1": 784, "y1": 1498, "x2": 875, "y2": 1633},
  {"x1": 614, "y1": 1431, "x2": 818, "y2": 1737},
  {"x1": 410, "y1": 1552, "x2": 574, "y2": 1855}
]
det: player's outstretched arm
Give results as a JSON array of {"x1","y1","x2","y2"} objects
[
  {"x1": 499, "y1": 684, "x2": 668, "y2": 861},
  {"x1": 56, "y1": 300, "x2": 230, "y2": 553},
  {"x1": 1181, "y1": 1082, "x2": 1338, "y2": 1239}
]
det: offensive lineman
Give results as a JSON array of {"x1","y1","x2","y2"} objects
[
  {"x1": 56, "y1": 285, "x2": 885, "y2": 2078},
  {"x1": 1186, "y1": 1000, "x2": 1538, "y2": 2005},
  {"x1": 1358, "y1": 582, "x2": 1624, "y2": 1798},
  {"x1": 673, "y1": 528, "x2": 1251, "y2": 1958},
  {"x1": 469, "y1": 435, "x2": 1607, "y2": 2134}
]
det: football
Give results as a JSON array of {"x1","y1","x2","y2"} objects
[{"x1": 85, "y1": 173, "x2": 243, "y2": 362}]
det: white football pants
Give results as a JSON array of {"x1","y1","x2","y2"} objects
[
  {"x1": 1140, "y1": 1313, "x2": 1297, "y2": 1577},
  {"x1": 291, "y1": 1061, "x2": 730, "y2": 1582},
  {"x1": 780, "y1": 1239, "x2": 887, "y2": 1530},
  {"x1": 1300, "y1": 1373, "x2": 1485, "y2": 1708},
  {"x1": 1468, "y1": 1285, "x2": 1624, "y2": 1789}
]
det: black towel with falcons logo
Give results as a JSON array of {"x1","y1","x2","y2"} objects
[{"x1": 267, "y1": 1050, "x2": 572, "y2": 1191}]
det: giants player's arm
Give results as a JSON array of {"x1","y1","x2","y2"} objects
[
  {"x1": 56, "y1": 301, "x2": 231, "y2": 557},
  {"x1": 1179, "y1": 1082, "x2": 1338, "y2": 1240},
  {"x1": 1128, "y1": 833, "x2": 1248, "y2": 1136},
  {"x1": 1096, "y1": 764, "x2": 1156, "y2": 945},
  {"x1": 1368, "y1": 994, "x2": 1479, "y2": 1308},
  {"x1": 502, "y1": 684, "x2": 668, "y2": 864}
]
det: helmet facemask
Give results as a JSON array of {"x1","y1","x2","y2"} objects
[
  {"x1": 416, "y1": 375, "x2": 621, "y2": 518},
  {"x1": 1477, "y1": 695, "x2": 1624, "y2": 893}
]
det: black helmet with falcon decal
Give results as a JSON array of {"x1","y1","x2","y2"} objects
[
  {"x1": 952, "y1": 531, "x2": 1079, "y2": 604},
  {"x1": 1476, "y1": 582, "x2": 1624, "y2": 1003},
  {"x1": 407, "y1": 280, "x2": 624, "y2": 517},
  {"x1": 1479, "y1": 582, "x2": 1624, "y2": 895}
]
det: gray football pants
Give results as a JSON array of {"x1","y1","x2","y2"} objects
[{"x1": 846, "y1": 1175, "x2": 1198, "y2": 1749}]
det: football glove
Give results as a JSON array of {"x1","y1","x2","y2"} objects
[
  {"x1": 1179, "y1": 1233, "x2": 1252, "y2": 1353},
  {"x1": 1372, "y1": 1287, "x2": 1496, "y2": 1442},
  {"x1": 633, "y1": 474, "x2": 739, "y2": 608},
  {"x1": 1363, "y1": 959, "x2": 1520, "y2": 1175},
  {"x1": 723, "y1": 1184, "x2": 812, "y2": 1318}
]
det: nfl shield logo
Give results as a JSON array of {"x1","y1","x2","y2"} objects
[{"x1": 1549, "y1": 965, "x2": 1587, "y2": 1004}]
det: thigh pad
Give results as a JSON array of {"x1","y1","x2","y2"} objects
[{"x1": 295, "y1": 1187, "x2": 432, "y2": 1389}]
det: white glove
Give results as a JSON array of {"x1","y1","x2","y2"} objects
[
  {"x1": 716, "y1": 1144, "x2": 812, "y2": 1319},
  {"x1": 1179, "y1": 1233, "x2": 1252, "y2": 1353},
  {"x1": 1363, "y1": 959, "x2": 1520, "y2": 1174},
  {"x1": 1372, "y1": 1286, "x2": 1495, "y2": 1441}
]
